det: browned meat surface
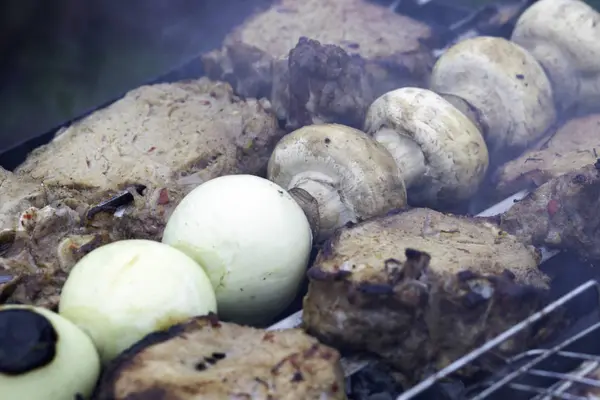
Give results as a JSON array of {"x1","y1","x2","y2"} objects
[
  {"x1": 15, "y1": 78, "x2": 282, "y2": 241},
  {"x1": 93, "y1": 314, "x2": 346, "y2": 400},
  {"x1": 302, "y1": 208, "x2": 549, "y2": 384},
  {"x1": 202, "y1": 0, "x2": 434, "y2": 103},
  {"x1": 499, "y1": 161, "x2": 600, "y2": 262},
  {"x1": 494, "y1": 114, "x2": 600, "y2": 198},
  {"x1": 269, "y1": 37, "x2": 375, "y2": 131}
]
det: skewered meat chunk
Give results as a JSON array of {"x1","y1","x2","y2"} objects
[
  {"x1": 93, "y1": 314, "x2": 346, "y2": 400},
  {"x1": 14, "y1": 78, "x2": 282, "y2": 241},
  {"x1": 499, "y1": 161, "x2": 600, "y2": 262},
  {"x1": 302, "y1": 208, "x2": 549, "y2": 383},
  {"x1": 202, "y1": 0, "x2": 434, "y2": 102},
  {"x1": 494, "y1": 114, "x2": 600, "y2": 198}
]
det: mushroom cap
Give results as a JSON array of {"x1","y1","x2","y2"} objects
[
  {"x1": 511, "y1": 0, "x2": 600, "y2": 113},
  {"x1": 0, "y1": 305, "x2": 100, "y2": 400},
  {"x1": 162, "y1": 174, "x2": 312, "y2": 325},
  {"x1": 430, "y1": 36, "x2": 556, "y2": 158},
  {"x1": 364, "y1": 87, "x2": 489, "y2": 207},
  {"x1": 267, "y1": 123, "x2": 407, "y2": 240},
  {"x1": 59, "y1": 239, "x2": 217, "y2": 364}
]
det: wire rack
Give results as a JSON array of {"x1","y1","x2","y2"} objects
[{"x1": 397, "y1": 280, "x2": 600, "y2": 400}]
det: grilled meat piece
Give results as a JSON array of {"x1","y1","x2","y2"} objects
[
  {"x1": 93, "y1": 314, "x2": 346, "y2": 400},
  {"x1": 202, "y1": 0, "x2": 434, "y2": 102},
  {"x1": 270, "y1": 37, "x2": 375, "y2": 131},
  {"x1": 2, "y1": 79, "x2": 281, "y2": 308},
  {"x1": 499, "y1": 161, "x2": 600, "y2": 261},
  {"x1": 15, "y1": 78, "x2": 282, "y2": 241},
  {"x1": 302, "y1": 208, "x2": 549, "y2": 383},
  {"x1": 0, "y1": 167, "x2": 47, "y2": 231},
  {"x1": 0, "y1": 168, "x2": 112, "y2": 308},
  {"x1": 494, "y1": 114, "x2": 600, "y2": 198}
]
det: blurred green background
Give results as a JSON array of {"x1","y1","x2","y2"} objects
[{"x1": 0, "y1": 0, "x2": 597, "y2": 155}]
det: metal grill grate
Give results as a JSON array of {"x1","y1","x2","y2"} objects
[{"x1": 397, "y1": 280, "x2": 600, "y2": 400}]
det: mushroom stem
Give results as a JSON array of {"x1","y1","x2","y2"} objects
[
  {"x1": 287, "y1": 187, "x2": 320, "y2": 240},
  {"x1": 372, "y1": 127, "x2": 426, "y2": 188},
  {"x1": 288, "y1": 174, "x2": 356, "y2": 242},
  {"x1": 438, "y1": 93, "x2": 485, "y2": 134},
  {"x1": 364, "y1": 87, "x2": 488, "y2": 208},
  {"x1": 267, "y1": 124, "x2": 407, "y2": 242}
]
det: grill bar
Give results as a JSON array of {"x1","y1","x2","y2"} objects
[{"x1": 397, "y1": 280, "x2": 600, "y2": 400}]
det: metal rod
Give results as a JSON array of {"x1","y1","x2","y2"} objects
[{"x1": 396, "y1": 280, "x2": 600, "y2": 399}]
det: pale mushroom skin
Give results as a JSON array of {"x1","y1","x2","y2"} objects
[
  {"x1": 511, "y1": 0, "x2": 600, "y2": 113},
  {"x1": 364, "y1": 87, "x2": 489, "y2": 208},
  {"x1": 267, "y1": 123, "x2": 407, "y2": 241},
  {"x1": 430, "y1": 36, "x2": 556, "y2": 160}
]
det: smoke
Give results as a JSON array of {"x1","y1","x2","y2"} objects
[{"x1": 0, "y1": 0, "x2": 276, "y2": 163}]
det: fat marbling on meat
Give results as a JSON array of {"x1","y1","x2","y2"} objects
[
  {"x1": 302, "y1": 207, "x2": 550, "y2": 384},
  {"x1": 15, "y1": 78, "x2": 282, "y2": 242},
  {"x1": 93, "y1": 313, "x2": 346, "y2": 400}
]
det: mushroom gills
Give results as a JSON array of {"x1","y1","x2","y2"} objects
[
  {"x1": 289, "y1": 172, "x2": 358, "y2": 237},
  {"x1": 267, "y1": 123, "x2": 408, "y2": 242}
]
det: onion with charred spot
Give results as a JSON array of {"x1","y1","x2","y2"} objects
[{"x1": 0, "y1": 305, "x2": 100, "y2": 400}]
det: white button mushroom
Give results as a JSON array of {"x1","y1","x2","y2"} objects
[
  {"x1": 58, "y1": 239, "x2": 217, "y2": 364},
  {"x1": 267, "y1": 123, "x2": 407, "y2": 241},
  {"x1": 0, "y1": 305, "x2": 100, "y2": 400},
  {"x1": 429, "y1": 36, "x2": 556, "y2": 162},
  {"x1": 162, "y1": 174, "x2": 312, "y2": 326},
  {"x1": 364, "y1": 87, "x2": 489, "y2": 208},
  {"x1": 511, "y1": 0, "x2": 600, "y2": 113}
]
